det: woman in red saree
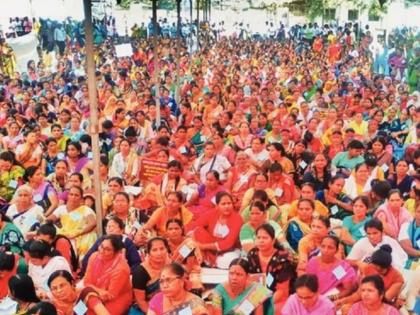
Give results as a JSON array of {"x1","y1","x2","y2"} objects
[
  {"x1": 186, "y1": 192, "x2": 243, "y2": 269},
  {"x1": 0, "y1": 252, "x2": 20, "y2": 299},
  {"x1": 225, "y1": 151, "x2": 257, "y2": 210},
  {"x1": 83, "y1": 235, "x2": 132, "y2": 315}
]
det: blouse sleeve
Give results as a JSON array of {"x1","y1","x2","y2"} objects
[
  {"x1": 125, "y1": 238, "x2": 141, "y2": 269},
  {"x1": 132, "y1": 265, "x2": 151, "y2": 291}
]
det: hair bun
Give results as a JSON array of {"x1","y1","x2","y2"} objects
[{"x1": 379, "y1": 244, "x2": 392, "y2": 254}]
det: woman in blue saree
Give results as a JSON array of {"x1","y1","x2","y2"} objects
[{"x1": 399, "y1": 204, "x2": 420, "y2": 269}]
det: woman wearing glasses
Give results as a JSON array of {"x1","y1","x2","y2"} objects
[
  {"x1": 82, "y1": 235, "x2": 132, "y2": 315},
  {"x1": 147, "y1": 263, "x2": 209, "y2": 315},
  {"x1": 48, "y1": 270, "x2": 110, "y2": 315}
]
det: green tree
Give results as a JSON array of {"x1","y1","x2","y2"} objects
[
  {"x1": 284, "y1": 0, "x2": 339, "y2": 21},
  {"x1": 284, "y1": 0, "x2": 391, "y2": 20}
]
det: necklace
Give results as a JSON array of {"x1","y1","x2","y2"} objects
[{"x1": 167, "y1": 290, "x2": 187, "y2": 307}]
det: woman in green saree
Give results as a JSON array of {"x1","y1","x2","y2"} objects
[
  {"x1": 0, "y1": 151, "x2": 25, "y2": 202},
  {"x1": 212, "y1": 258, "x2": 272, "y2": 315},
  {"x1": 0, "y1": 212, "x2": 25, "y2": 255}
]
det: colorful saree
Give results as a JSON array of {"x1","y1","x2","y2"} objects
[
  {"x1": 213, "y1": 282, "x2": 273, "y2": 315},
  {"x1": 149, "y1": 292, "x2": 209, "y2": 315},
  {"x1": 285, "y1": 218, "x2": 312, "y2": 252},
  {"x1": 171, "y1": 237, "x2": 203, "y2": 290},
  {"x1": 404, "y1": 220, "x2": 420, "y2": 269},
  {"x1": 57, "y1": 205, "x2": 97, "y2": 258}
]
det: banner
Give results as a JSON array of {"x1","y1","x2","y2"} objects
[
  {"x1": 6, "y1": 32, "x2": 39, "y2": 73},
  {"x1": 115, "y1": 43, "x2": 133, "y2": 57},
  {"x1": 139, "y1": 158, "x2": 167, "y2": 181}
]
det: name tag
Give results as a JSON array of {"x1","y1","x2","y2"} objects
[
  {"x1": 69, "y1": 211, "x2": 82, "y2": 221},
  {"x1": 33, "y1": 194, "x2": 43, "y2": 202},
  {"x1": 179, "y1": 244, "x2": 193, "y2": 258},
  {"x1": 180, "y1": 146, "x2": 187, "y2": 154},
  {"x1": 214, "y1": 223, "x2": 229, "y2": 238},
  {"x1": 132, "y1": 221, "x2": 141, "y2": 230},
  {"x1": 57, "y1": 152, "x2": 65, "y2": 159},
  {"x1": 73, "y1": 300, "x2": 88, "y2": 315},
  {"x1": 266, "y1": 273, "x2": 274, "y2": 287},
  {"x1": 8, "y1": 180, "x2": 18, "y2": 189},
  {"x1": 211, "y1": 196, "x2": 217, "y2": 205},
  {"x1": 178, "y1": 306, "x2": 193, "y2": 315},
  {"x1": 239, "y1": 175, "x2": 248, "y2": 184},
  {"x1": 105, "y1": 138, "x2": 113, "y2": 146},
  {"x1": 359, "y1": 226, "x2": 366, "y2": 236},
  {"x1": 381, "y1": 164, "x2": 389, "y2": 172},
  {"x1": 181, "y1": 186, "x2": 190, "y2": 194},
  {"x1": 330, "y1": 205, "x2": 339, "y2": 215},
  {"x1": 225, "y1": 125, "x2": 233, "y2": 132},
  {"x1": 87, "y1": 152, "x2": 93, "y2": 159},
  {"x1": 332, "y1": 265, "x2": 346, "y2": 280},
  {"x1": 299, "y1": 160, "x2": 308, "y2": 169},
  {"x1": 237, "y1": 299, "x2": 254, "y2": 315},
  {"x1": 275, "y1": 188, "x2": 283, "y2": 197}
]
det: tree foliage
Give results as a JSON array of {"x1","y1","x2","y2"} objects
[
  {"x1": 117, "y1": 0, "x2": 176, "y2": 10},
  {"x1": 284, "y1": 0, "x2": 395, "y2": 20}
]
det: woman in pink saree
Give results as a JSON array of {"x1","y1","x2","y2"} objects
[
  {"x1": 306, "y1": 236, "x2": 356, "y2": 299},
  {"x1": 374, "y1": 189, "x2": 412, "y2": 238}
]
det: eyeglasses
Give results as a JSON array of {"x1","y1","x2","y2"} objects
[
  {"x1": 50, "y1": 282, "x2": 70, "y2": 292},
  {"x1": 99, "y1": 244, "x2": 114, "y2": 252},
  {"x1": 159, "y1": 277, "x2": 180, "y2": 285}
]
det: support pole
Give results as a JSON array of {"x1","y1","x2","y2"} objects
[
  {"x1": 152, "y1": 0, "x2": 161, "y2": 127},
  {"x1": 175, "y1": 0, "x2": 182, "y2": 104},
  {"x1": 196, "y1": 0, "x2": 200, "y2": 48},
  {"x1": 82, "y1": 0, "x2": 103, "y2": 236},
  {"x1": 189, "y1": 0, "x2": 193, "y2": 53}
]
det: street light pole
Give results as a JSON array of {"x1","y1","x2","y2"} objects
[{"x1": 82, "y1": 0, "x2": 103, "y2": 236}]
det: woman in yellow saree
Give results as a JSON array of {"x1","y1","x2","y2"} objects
[{"x1": 47, "y1": 186, "x2": 97, "y2": 259}]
